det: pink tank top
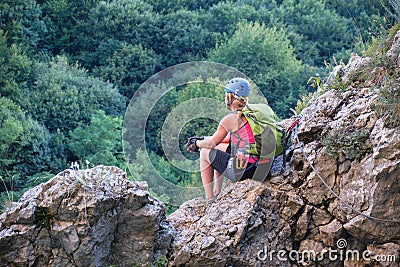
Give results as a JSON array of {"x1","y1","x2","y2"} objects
[{"x1": 230, "y1": 122, "x2": 258, "y2": 163}]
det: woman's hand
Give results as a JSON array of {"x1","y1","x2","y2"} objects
[{"x1": 185, "y1": 136, "x2": 204, "y2": 152}]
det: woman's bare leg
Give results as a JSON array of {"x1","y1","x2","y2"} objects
[
  {"x1": 199, "y1": 148, "x2": 214, "y2": 199},
  {"x1": 213, "y1": 143, "x2": 229, "y2": 196},
  {"x1": 199, "y1": 143, "x2": 229, "y2": 199}
]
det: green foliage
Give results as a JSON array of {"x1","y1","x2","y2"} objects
[
  {"x1": 21, "y1": 172, "x2": 54, "y2": 192},
  {"x1": 92, "y1": 42, "x2": 161, "y2": 99},
  {"x1": 0, "y1": 0, "x2": 397, "y2": 207},
  {"x1": 145, "y1": 88, "x2": 180, "y2": 156},
  {"x1": 67, "y1": 110, "x2": 125, "y2": 168},
  {"x1": 0, "y1": 98, "x2": 24, "y2": 156},
  {"x1": 0, "y1": 97, "x2": 57, "y2": 182},
  {"x1": 0, "y1": 0, "x2": 46, "y2": 52},
  {"x1": 0, "y1": 31, "x2": 33, "y2": 103},
  {"x1": 176, "y1": 80, "x2": 225, "y2": 159},
  {"x1": 276, "y1": 0, "x2": 354, "y2": 66},
  {"x1": 131, "y1": 256, "x2": 170, "y2": 267},
  {"x1": 150, "y1": 256, "x2": 170, "y2": 267},
  {"x1": 323, "y1": 127, "x2": 372, "y2": 161},
  {"x1": 76, "y1": 0, "x2": 159, "y2": 70},
  {"x1": 0, "y1": 171, "x2": 53, "y2": 212},
  {"x1": 145, "y1": 79, "x2": 225, "y2": 156},
  {"x1": 7, "y1": 116, "x2": 54, "y2": 178},
  {"x1": 205, "y1": 1, "x2": 268, "y2": 35},
  {"x1": 128, "y1": 149, "x2": 203, "y2": 206},
  {"x1": 38, "y1": 0, "x2": 97, "y2": 55},
  {"x1": 209, "y1": 21, "x2": 305, "y2": 117},
  {"x1": 387, "y1": 0, "x2": 400, "y2": 22},
  {"x1": 147, "y1": 0, "x2": 221, "y2": 14},
  {"x1": 151, "y1": 154, "x2": 201, "y2": 186},
  {"x1": 330, "y1": 0, "x2": 390, "y2": 45},
  {"x1": 364, "y1": 22, "x2": 400, "y2": 59},
  {"x1": 0, "y1": 97, "x2": 61, "y2": 211},
  {"x1": 178, "y1": 79, "x2": 225, "y2": 102},
  {"x1": 154, "y1": 9, "x2": 220, "y2": 66},
  {"x1": 24, "y1": 56, "x2": 125, "y2": 133},
  {"x1": 347, "y1": 23, "x2": 400, "y2": 129},
  {"x1": 373, "y1": 78, "x2": 400, "y2": 129}
]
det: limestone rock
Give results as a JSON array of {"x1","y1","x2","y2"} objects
[
  {"x1": 165, "y1": 51, "x2": 400, "y2": 266},
  {"x1": 0, "y1": 166, "x2": 173, "y2": 267},
  {"x1": 386, "y1": 30, "x2": 400, "y2": 66},
  {"x1": 319, "y1": 219, "x2": 343, "y2": 247},
  {"x1": 367, "y1": 243, "x2": 400, "y2": 267},
  {"x1": 167, "y1": 180, "x2": 293, "y2": 266},
  {"x1": 341, "y1": 55, "x2": 371, "y2": 84}
]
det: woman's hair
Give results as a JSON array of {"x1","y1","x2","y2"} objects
[
  {"x1": 236, "y1": 96, "x2": 248, "y2": 110},
  {"x1": 226, "y1": 92, "x2": 249, "y2": 115},
  {"x1": 234, "y1": 96, "x2": 249, "y2": 120}
]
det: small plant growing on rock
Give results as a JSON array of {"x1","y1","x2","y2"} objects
[
  {"x1": 0, "y1": 176, "x2": 14, "y2": 212},
  {"x1": 34, "y1": 207, "x2": 53, "y2": 229},
  {"x1": 372, "y1": 78, "x2": 400, "y2": 128},
  {"x1": 131, "y1": 256, "x2": 170, "y2": 267},
  {"x1": 295, "y1": 91, "x2": 317, "y2": 115},
  {"x1": 151, "y1": 257, "x2": 170, "y2": 267},
  {"x1": 323, "y1": 127, "x2": 372, "y2": 161}
]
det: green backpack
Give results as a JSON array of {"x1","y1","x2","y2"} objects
[{"x1": 241, "y1": 104, "x2": 283, "y2": 159}]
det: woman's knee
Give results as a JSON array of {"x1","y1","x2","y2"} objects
[{"x1": 200, "y1": 148, "x2": 211, "y2": 161}]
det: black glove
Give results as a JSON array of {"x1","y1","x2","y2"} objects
[{"x1": 185, "y1": 136, "x2": 204, "y2": 153}]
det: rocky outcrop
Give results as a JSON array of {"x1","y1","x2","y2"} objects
[
  {"x1": 165, "y1": 85, "x2": 400, "y2": 266},
  {"x1": 1, "y1": 30, "x2": 400, "y2": 267},
  {"x1": 165, "y1": 34, "x2": 400, "y2": 266},
  {"x1": 0, "y1": 166, "x2": 173, "y2": 267}
]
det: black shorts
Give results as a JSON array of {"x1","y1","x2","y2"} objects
[
  {"x1": 209, "y1": 148, "x2": 265, "y2": 181},
  {"x1": 208, "y1": 148, "x2": 231, "y2": 175}
]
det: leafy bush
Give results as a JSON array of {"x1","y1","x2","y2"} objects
[
  {"x1": 276, "y1": 0, "x2": 354, "y2": 66},
  {"x1": 67, "y1": 110, "x2": 125, "y2": 168},
  {"x1": 209, "y1": 21, "x2": 305, "y2": 118},
  {"x1": 0, "y1": 97, "x2": 61, "y2": 207},
  {"x1": 0, "y1": 0, "x2": 47, "y2": 52},
  {"x1": 92, "y1": 42, "x2": 161, "y2": 99},
  {"x1": 323, "y1": 127, "x2": 372, "y2": 161},
  {"x1": 153, "y1": 9, "x2": 220, "y2": 66},
  {"x1": 24, "y1": 56, "x2": 125, "y2": 133},
  {"x1": 0, "y1": 32, "x2": 33, "y2": 103},
  {"x1": 373, "y1": 79, "x2": 400, "y2": 128},
  {"x1": 76, "y1": 0, "x2": 159, "y2": 70}
]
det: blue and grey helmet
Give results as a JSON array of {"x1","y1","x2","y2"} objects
[{"x1": 225, "y1": 78, "x2": 250, "y2": 97}]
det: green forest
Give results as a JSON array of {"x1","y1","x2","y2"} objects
[{"x1": 0, "y1": 0, "x2": 399, "y2": 209}]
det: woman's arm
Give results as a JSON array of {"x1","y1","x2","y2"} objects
[{"x1": 196, "y1": 114, "x2": 234, "y2": 149}]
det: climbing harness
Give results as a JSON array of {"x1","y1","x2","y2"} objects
[{"x1": 293, "y1": 120, "x2": 400, "y2": 224}]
